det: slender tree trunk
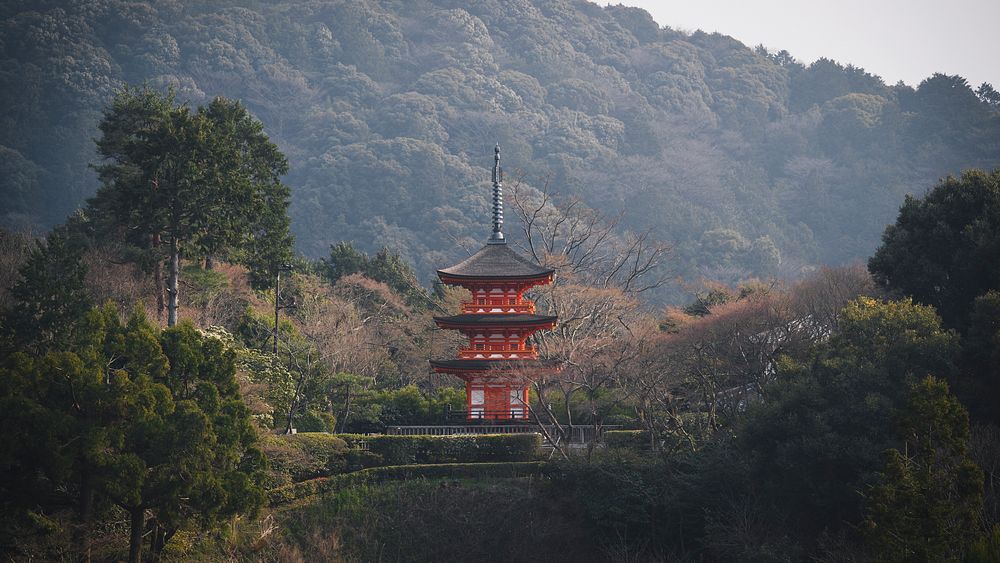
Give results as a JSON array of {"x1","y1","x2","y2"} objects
[
  {"x1": 529, "y1": 383, "x2": 569, "y2": 460},
  {"x1": 284, "y1": 404, "x2": 295, "y2": 435},
  {"x1": 149, "y1": 518, "x2": 160, "y2": 562},
  {"x1": 152, "y1": 233, "x2": 164, "y2": 321},
  {"x1": 149, "y1": 518, "x2": 173, "y2": 561},
  {"x1": 340, "y1": 384, "x2": 353, "y2": 433},
  {"x1": 128, "y1": 507, "x2": 144, "y2": 563},
  {"x1": 273, "y1": 269, "x2": 281, "y2": 355},
  {"x1": 75, "y1": 466, "x2": 94, "y2": 562},
  {"x1": 285, "y1": 369, "x2": 308, "y2": 435},
  {"x1": 563, "y1": 387, "x2": 574, "y2": 442},
  {"x1": 167, "y1": 236, "x2": 179, "y2": 327},
  {"x1": 589, "y1": 408, "x2": 601, "y2": 461}
]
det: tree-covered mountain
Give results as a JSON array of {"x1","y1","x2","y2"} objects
[{"x1": 2, "y1": 0, "x2": 999, "y2": 301}]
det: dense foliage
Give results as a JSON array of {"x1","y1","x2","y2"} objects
[
  {"x1": 259, "y1": 432, "x2": 349, "y2": 487},
  {"x1": 870, "y1": 170, "x2": 1000, "y2": 424},
  {"x1": 862, "y1": 376, "x2": 983, "y2": 561},
  {"x1": 3, "y1": 0, "x2": 999, "y2": 300},
  {"x1": 0, "y1": 304, "x2": 265, "y2": 562},
  {"x1": 84, "y1": 86, "x2": 292, "y2": 324},
  {"x1": 869, "y1": 169, "x2": 1000, "y2": 329}
]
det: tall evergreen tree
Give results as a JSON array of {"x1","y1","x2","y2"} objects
[
  {"x1": 2, "y1": 231, "x2": 90, "y2": 354},
  {"x1": 320, "y1": 242, "x2": 429, "y2": 308},
  {"x1": 0, "y1": 306, "x2": 264, "y2": 562},
  {"x1": 863, "y1": 376, "x2": 984, "y2": 561},
  {"x1": 740, "y1": 298, "x2": 959, "y2": 537},
  {"x1": 91, "y1": 86, "x2": 292, "y2": 325},
  {"x1": 869, "y1": 169, "x2": 1000, "y2": 330}
]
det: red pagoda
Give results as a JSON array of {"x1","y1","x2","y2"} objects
[{"x1": 431, "y1": 145, "x2": 557, "y2": 420}]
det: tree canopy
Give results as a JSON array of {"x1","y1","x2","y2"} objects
[
  {"x1": 87, "y1": 85, "x2": 292, "y2": 324},
  {"x1": 869, "y1": 169, "x2": 1000, "y2": 329},
  {"x1": 0, "y1": 303, "x2": 265, "y2": 562}
]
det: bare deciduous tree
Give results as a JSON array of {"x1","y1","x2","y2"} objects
[{"x1": 507, "y1": 175, "x2": 674, "y2": 448}]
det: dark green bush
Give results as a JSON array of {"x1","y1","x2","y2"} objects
[
  {"x1": 296, "y1": 410, "x2": 336, "y2": 432},
  {"x1": 260, "y1": 433, "x2": 349, "y2": 487},
  {"x1": 335, "y1": 433, "x2": 541, "y2": 464}
]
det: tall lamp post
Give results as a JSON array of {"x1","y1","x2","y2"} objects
[{"x1": 274, "y1": 263, "x2": 294, "y2": 355}]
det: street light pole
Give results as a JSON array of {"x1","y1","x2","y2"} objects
[{"x1": 274, "y1": 263, "x2": 293, "y2": 355}]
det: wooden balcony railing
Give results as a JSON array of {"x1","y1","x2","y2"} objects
[
  {"x1": 447, "y1": 408, "x2": 532, "y2": 421},
  {"x1": 385, "y1": 421, "x2": 625, "y2": 444},
  {"x1": 461, "y1": 301, "x2": 536, "y2": 314},
  {"x1": 458, "y1": 345, "x2": 538, "y2": 359}
]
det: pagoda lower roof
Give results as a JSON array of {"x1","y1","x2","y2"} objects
[
  {"x1": 429, "y1": 359, "x2": 559, "y2": 372},
  {"x1": 437, "y1": 243, "x2": 554, "y2": 280},
  {"x1": 433, "y1": 314, "x2": 557, "y2": 328}
]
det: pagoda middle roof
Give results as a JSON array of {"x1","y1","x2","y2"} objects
[
  {"x1": 437, "y1": 243, "x2": 554, "y2": 280},
  {"x1": 429, "y1": 358, "x2": 559, "y2": 371},
  {"x1": 434, "y1": 314, "x2": 558, "y2": 327}
]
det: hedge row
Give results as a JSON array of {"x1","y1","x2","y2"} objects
[
  {"x1": 603, "y1": 430, "x2": 651, "y2": 449},
  {"x1": 268, "y1": 461, "x2": 549, "y2": 506},
  {"x1": 260, "y1": 433, "x2": 543, "y2": 489},
  {"x1": 335, "y1": 433, "x2": 542, "y2": 465},
  {"x1": 259, "y1": 433, "x2": 349, "y2": 487}
]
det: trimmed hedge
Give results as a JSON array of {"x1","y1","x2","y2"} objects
[
  {"x1": 259, "y1": 433, "x2": 349, "y2": 487},
  {"x1": 261, "y1": 433, "x2": 542, "y2": 490},
  {"x1": 335, "y1": 433, "x2": 542, "y2": 465},
  {"x1": 603, "y1": 430, "x2": 650, "y2": 449},
  {"x1": 268, "y1": 461, "x2": 549, "y2": 506}
]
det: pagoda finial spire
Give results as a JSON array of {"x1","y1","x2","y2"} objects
[{"x1": 488, "y1": 142, "x2": 505, "y2": 244}]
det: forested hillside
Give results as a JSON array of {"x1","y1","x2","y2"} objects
[{"x1": 2, "y1": 0, "x2": 999, "y2": 300}]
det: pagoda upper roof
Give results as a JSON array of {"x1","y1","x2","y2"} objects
[
  {"x1": 433, "y1": 313, "x2": 557, "y2": 328},
  {"x1": 437, "y1": 243, "x2": 554, "y2": 280}
]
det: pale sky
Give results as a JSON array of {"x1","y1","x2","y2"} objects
[{"x1": 610, "y1": 1, "x2": 999, "y2": 89}]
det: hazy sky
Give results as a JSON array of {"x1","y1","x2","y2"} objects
[{"x1": 610, "y1": 1, "x2": 999, "y2": 89}]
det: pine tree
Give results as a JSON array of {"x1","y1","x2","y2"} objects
[
  {"x1": 0, "y1": 306, "x2": 264, "y2": 562},
  {"x1": 863, "y1": 376, "x2": 984, "y2": 561},
  {"x1": 91, "y1": 86, "x2": 292, "y2": 325},
  {"x1": 2, "y1": 231, "x2": 91, "y2": 353}
]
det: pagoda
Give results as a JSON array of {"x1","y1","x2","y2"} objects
[{"x1": 430, "y1": 145, "x2": 557, "y2": 420}]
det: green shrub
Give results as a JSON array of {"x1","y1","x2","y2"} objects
[
  {"x1": 260, "y1": 433, "x2": 349, "y2": 487},
  {"x1": 179, "y1": 264, "x2": 229, "y2": 310},
  {"x1": 296, "y1": 410, "x2": 336, "y2": 432},
  {"x1": 335, "y1": 433, "x2": 541, "y2": 464}
]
